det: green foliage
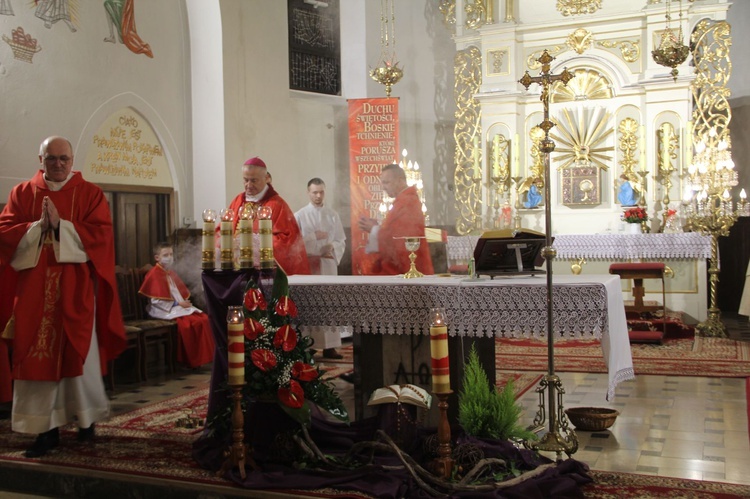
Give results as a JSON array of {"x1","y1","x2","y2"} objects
[{"x1": 457, "y1": 344, "x2": 537, "y2": 442}]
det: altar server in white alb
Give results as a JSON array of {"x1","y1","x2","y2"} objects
[{"x1": 295, "y1": 178, "x2": 348, "y2": 359}]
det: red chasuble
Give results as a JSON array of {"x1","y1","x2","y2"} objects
[
  {"x1": 370, "y1": 185, "x2": 434, "y2": 276},
  {"x1": 0, "y1": 170, "x2": 127, "y2": 382},
  {"x1": 227, "y1": 185, "x2": 310, "y2": 275}
]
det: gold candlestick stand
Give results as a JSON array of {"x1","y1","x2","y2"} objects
[
  {"x1": 429, "y1": 391, "x2": 454, "y2": 479},
  {"x1": 511, "y1": 176, "x2": 523, "y2": 230},
  {"x1": 217, "y1": 384, "x2": 256, "y2": 479},
  {"x1": 519, "y1": 50, "x2": 578, "y2": 461}
]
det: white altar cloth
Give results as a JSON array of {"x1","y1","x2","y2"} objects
[
  {"x1": 288, "y1": 274, "x2": 633, "y2": 400},
  {"x1": 446, "y1": 233, "x2": 711, "y2": 262}
]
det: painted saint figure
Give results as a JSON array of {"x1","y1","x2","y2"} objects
[
  {"x1": 523, "y1": 184, "x2": 542, "y2": 209},
  {"x1": 103, "y1": 0, "x2": 154, "y2": 58},
  {"x1": 35, "y1": 0, "x2": 76, "y2": 31}
]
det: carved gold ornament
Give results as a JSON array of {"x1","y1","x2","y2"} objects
[
  {"x1": 556, "y1": 0, "x2": 602, "y2": 17},
  {"x1": 551, "y1": 68, "x2": 613, "y2": 103},
  {"x1": 567, "y1": 28, "x2": 593, "y2": 55},
  {"x1": 551, "y1": 107, "x2": 614, "y2": 171}
]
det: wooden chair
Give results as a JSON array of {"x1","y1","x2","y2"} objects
[{"x1": 110, "y1": 266, "x2": 144, "y2": 391}]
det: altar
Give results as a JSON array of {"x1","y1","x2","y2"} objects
[
  {"x1": 448, "y1": 232, "x2": 711, "y2": 322},
  {"x1": 287, "y1": 274, "x2": 634, "y2": 419}
]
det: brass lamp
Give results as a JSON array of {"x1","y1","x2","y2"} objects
[
  {"x1": 369, "y1": 0, "x2": 403, "y2": 97},
  {"x1": 651, "y1": 0, "x2": 690, "y2": 82}
]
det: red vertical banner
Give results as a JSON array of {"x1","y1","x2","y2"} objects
[{"x1": 348, "y1": 98, "x2": 399, "y2": 275}]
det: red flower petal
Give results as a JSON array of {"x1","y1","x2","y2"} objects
[
  {"x1": 243, "y1": 288, "x2": 267, "y2": 312},
  {"x1": 273, "y1": 325, "x2": 298, "y2": 352},
  {"x1": 250, "y1": 348, "x2": 277, "y2": 372},
  {"x1": 243, "y1": 318, "x2": 265, "y2": 340},
  {"x1": 278, "y1": 380, "x2": 305, "y2": 408},
  {"x1": 291, "y1": 362, "x2": 318, "y2": 381},
  {"x1": 275, "y1": 296, "x2": 298, "y2": 318}
]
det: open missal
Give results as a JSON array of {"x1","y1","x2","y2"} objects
[{"x1": 367, "y1": 384, "x2": 432, "y2": 409}]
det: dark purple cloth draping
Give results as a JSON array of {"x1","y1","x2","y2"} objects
[{"x1": 192, "y1": 270, "x2": 593, "y2": 498}]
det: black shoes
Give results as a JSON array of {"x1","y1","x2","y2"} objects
[
  {"x1": 322, "y1": 348, "x2": 344, "y2": 360},
  {"x1": 77, "y1": 423, "x2": 95, "y2": 442},
  {"x1": 24, "y1": 427, "x2": 60, "y2": 458},
  {"x1": 339, "y1": 372, "x2": 355, "y2": 384},
  {"x1": 23, "y1": 424, "x2": 96, "y2": 458}
]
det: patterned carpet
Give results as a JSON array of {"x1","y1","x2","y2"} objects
[
  {"x1": 584, "y1": 470, "x2": 750, "y2": 498},
  {"x1": 496, "y1": 336, "x2": 750, "y2": 377}
]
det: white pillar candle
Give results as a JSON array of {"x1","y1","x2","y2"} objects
[{"x1": 227, "y1": 306, "x2": 245, "y2": 385}]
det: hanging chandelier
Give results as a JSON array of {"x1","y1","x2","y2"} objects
[
  {"x1": 651, "y1": 0, "x2": 690, "y2": 82},
  {"x1": 369, "y1": 0, "x2": 403, "y2": 97}
]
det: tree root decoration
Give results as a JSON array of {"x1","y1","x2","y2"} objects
[{"x1": 297, "y1": 427, "x2": 564, "y2": 495}]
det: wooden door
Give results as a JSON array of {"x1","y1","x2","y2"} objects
[{"x1": 113, "y1": 192, "x2": 169, "y2": 268}]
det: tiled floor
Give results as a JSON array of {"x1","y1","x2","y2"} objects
[
  {"x1": 105, "y1": 346, "x2": 749, "y2": 489},
  {"x1": 8, "y1": 323, "x2": 747, "y2": 497}
]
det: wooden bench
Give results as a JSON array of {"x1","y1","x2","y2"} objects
[{"x1": 110, "y1": 266, "x2": 177, "y2": 390}]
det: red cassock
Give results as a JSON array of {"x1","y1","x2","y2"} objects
[
  {"x1": 369, "y1": 185, "x2": 434, "y2": 276},
  {"x1": 0, "y1": 170, "x2": 127, "y2": 392},
  {"x1": 228, "y1": 185, "x2": 310, "y2": 275},
  {"x1": 138, "y1": 265, "x2": 215, "y2": 368}
]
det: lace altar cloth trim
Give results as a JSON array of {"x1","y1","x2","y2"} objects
[
  {"x1": 289, "y1": 278, "x2": 606, "y2": 339},
  {"x1": 446, "y1": 233, "x2": 711, "y2": 261}
]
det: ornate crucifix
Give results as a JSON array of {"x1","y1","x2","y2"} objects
[{"x1": 518, "y1": 50, "x2": 578, "y2": 461}]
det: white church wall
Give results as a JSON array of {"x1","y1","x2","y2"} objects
[{"x1": 0, "y1": 0, "x2": 191, "y2": 219}]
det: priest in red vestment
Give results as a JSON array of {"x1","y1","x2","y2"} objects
[
  {"x1": 226, "y1": 157, "x2": 310, "y2": 275},
  {"x1": 357, "y1": 164, "x2": 434, "y2": 275},
  {"x1": 0, "y1": 136, "x2": 126, "y2": 457},
  {"x1": 138, "y1": 242, "x2": 214, "y2": 368}
]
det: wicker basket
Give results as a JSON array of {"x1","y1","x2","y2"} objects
[{"x1": 564, "y1": 407, "x2": 619, "y2": 431}]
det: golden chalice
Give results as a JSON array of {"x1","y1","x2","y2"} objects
[{"x1": 396, "y1": 236, "x2": 425, "y2": 279}]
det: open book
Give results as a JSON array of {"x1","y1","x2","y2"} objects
[{"x1": 367, "y1": 384, "x2": 432, "y2": 409}]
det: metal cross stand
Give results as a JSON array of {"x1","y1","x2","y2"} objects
[{"x1": 518, "y1": 50, "x2": 579, "y2": 461}]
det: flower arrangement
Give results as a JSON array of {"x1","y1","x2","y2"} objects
[
  {"x1": 665, "y1": 208, "x2": 677, "y2": 218},
  {"x1": 621, "y1": 206, "x2": 648, "y2": 224},
  {"x1": 235, "y1": 269, "x2": 348, "y2": 426},
  {"x1": 208, "y1": 268, "x2": 349, "y2": 432}
]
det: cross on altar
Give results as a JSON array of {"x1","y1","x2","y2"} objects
[
  {"x1": 519, "y1": 50, "x2": 574, "y2": 153},
  {"x1": 517, "y1": 50, "x2": 578, "y2": 461}
]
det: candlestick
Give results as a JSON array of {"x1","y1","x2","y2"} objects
[
  {"x1": 257, "y1": 205, "x2": 274, "y2": 269},
  {"x1": 219, "y1": 209, "x2": 234, "y2": 270},
  {"x1": 639, "y1": 125, "x2": 646, "y2": 172},
  {"x1": 662, "y1": 125, "x2": 670, "y2": 171},
  {"x1": 227, "y1": 306, "x2": 245, "y2": 385},
  {"x1": 473, "y1": 135, "x2": 481, "y2": 179},
  {"x1": 429, "y1": 307, "x2": 450, "y2": 394},
  {"x1": 202, "y1": 209, "x2": 216, "y2": 270},
  {"x1": 238, "y1": 204, "x2": 254, "y2": 269},
  {"x1": 684, "y1": 121, "x2": 693, "y2": 172}
]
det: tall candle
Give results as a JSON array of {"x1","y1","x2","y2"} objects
[
  {"x1": 258, "y1": 205, "x2": 274, "y2": 268},
  {"x1": 429, "y1": 308, "x2": 450, "y2": 394},
  {"x1": 238, "y1": 204, "x2": 254, "y2": 269},
  {"x1": 492, "y1": 135, "x2": 501, "y2": 177},
  {"x1": 201, "y1": 209, "x2": 216, "y2": 270},
  {"x1": 219, "y1": 208, "x2": 234, "y2": 270},
  {"x1": 512, "y1": 133, "x2": 520, "y2": 177},
  {"x1": 227, "y1": 306, "x2": 245, "y2": 385}
]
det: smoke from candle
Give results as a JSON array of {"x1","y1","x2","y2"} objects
[{"x1": 174, "y1": 238, "x2": 207, "y2": 310}]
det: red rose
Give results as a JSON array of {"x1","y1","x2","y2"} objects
[{"x1": 278, "y1": 380, "x2": 305, "y2": 408}]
